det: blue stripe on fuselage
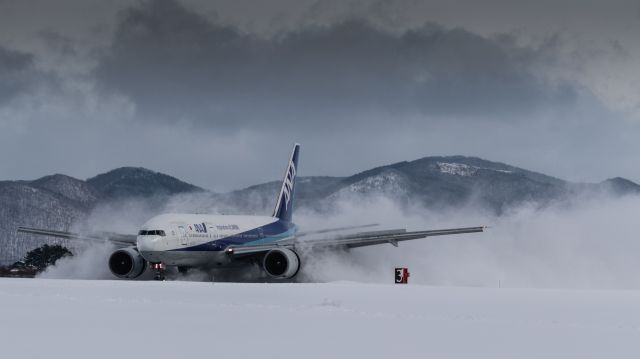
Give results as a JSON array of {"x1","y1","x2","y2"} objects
[{"x1": 170, "y1": 220, "x2": 296, "y2": 252}]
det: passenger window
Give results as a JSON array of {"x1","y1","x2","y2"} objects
[
  {"x1": 158, "y1": 230, "x2": 166, "y2": 236},
  {"x1": 138, "y1": 230, "x2": 147, "y2": 235}
]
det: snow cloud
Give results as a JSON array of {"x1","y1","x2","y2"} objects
[
  {"x1": 297, "y1": 193, "x2": 640, "y2": 289},
  {"x1": 36, "y1": 187, "x2": 640, "y2": 289}
]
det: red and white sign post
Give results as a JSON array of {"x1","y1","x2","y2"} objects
[{"x1": 395, "y1": 267, "x2": 410, "y2": 284}]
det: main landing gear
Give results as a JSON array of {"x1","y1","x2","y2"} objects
[{"x1": 151, "y1": 262, "x2": 165, "y2": 281}]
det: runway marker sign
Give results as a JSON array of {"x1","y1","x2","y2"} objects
[{"x1": 395, "y1": 267, "x2": 410, "y2": 284}]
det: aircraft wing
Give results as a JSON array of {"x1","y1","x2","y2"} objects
[
  {"x1": 298, "y1": 226, "x2": 485, "y2": 249},
  {"x1": 295, "y1": 223, "x2": 379, "y2": 237},
  {"x1": 17, "y1": 226, "x2": 137, "y2": 246},
  {"x1": 226, "y1": 226, "x2": 485, "y2": 256}
]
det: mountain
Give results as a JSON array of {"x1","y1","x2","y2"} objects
[
  {"x1": 1, "y1": 158, "x2": 639, "y2": 264},
  {"x1": 213, "y1": 156, "x2": 640, "y2": 216},
  {"x1": 0, "y1": 168, "x2": 202, "y2": 264},
  {"x1": 0, "y1": 180, "x2": 88, "y2": 264},
  {"x1": 30, "y1": 174, "x2": 101, "y2": 207},
  {"x1": 217, "y1": 176, "x2": 345, "y2": 214},
  {"x1": 216, "y1": 156, "x2": 594, "y2": 214},
  {"x1": 325, "y1": 156, "x2": 570, "y2": 213},
  {"x1": 599, "y1": 177, "x2": 640, "y2": 196},
  {"x1": 87, "y1": 167, "x2": 203, "y2": 199}
]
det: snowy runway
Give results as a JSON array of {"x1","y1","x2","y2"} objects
[{"x1": 1, "y1": 278, "x2": 639, "y2": 358}]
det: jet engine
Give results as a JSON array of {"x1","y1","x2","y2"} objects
[
  {"x1": 109, "y1": 247, "x2": 147, "y2": 279},
  {"x1": 262, "y1": 248, "x2": 300, "y2": 279}
]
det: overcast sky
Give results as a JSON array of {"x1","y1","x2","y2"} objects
[{"x1": 0, "y1": 0, "x2": 639, "y2": 191}]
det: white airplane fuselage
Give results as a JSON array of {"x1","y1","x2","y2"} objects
[{"x1": 136, "y1": 213, "x2": 297, "y2": 267}]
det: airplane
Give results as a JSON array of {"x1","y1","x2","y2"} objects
[{"x1": 17, "y1": 144, "x2": 484, "y2": 281}]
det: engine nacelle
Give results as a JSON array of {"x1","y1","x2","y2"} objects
[
  {"x1": 262, "y1": 248, "x2": 300, "y2": 279},
  {"x1": 109, "y1": 247, "x2": 147, "y2": 279}
]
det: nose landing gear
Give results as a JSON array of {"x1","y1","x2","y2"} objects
[{"x1": 151, "y1": 262, "x2": 165, "y2": 281}]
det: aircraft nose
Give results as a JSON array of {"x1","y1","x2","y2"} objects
[
  {"x1": 137, "y1": 235, "x2": 159, "y2": 252},
  {"x1": 136, "y1": 235, "x2": 147, "y2": 250}
]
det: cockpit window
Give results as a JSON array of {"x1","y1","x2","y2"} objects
[{"x1": 138, "y1": 230, "x2": 166, "y2": 236}]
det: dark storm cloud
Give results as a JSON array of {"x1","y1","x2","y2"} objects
[
  {"x1": 0, "y1": 46, "x2": 38, "y2": 103},
  {"x1": 1, "y1": 0, "x2": 639, "y2": 190},
  {"x1": 95, "y1": 0, "x2": 575, "y2": 129}
]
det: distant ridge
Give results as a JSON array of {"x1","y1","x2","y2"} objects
[
  {"x1": 87, "y1": 167, "x2": 203, "y2": 198},
  {"x1": 600, "y1": 177, "x2": 640, "y2": 196},
  {"x1": 30, "y1": 174, "x2": 101, "y2": 207}
]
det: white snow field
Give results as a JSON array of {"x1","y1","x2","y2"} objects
[{"x1": 1, "y1": 278, "x2": 640, "y2": 359}]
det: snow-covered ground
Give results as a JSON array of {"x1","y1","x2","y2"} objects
[{"x1": 1, "y1": 278, "x2": 639, "y2": 358}]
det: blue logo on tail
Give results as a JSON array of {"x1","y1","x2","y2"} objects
[
  {"x1": 273, "y1": 144, "x2": 300, "y2": 222},
  {"x1": 282, "y1": 160, "x2": 296, "y2": 210}
]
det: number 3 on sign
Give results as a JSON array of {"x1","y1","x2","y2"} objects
[{"x1": 395, "y1": 267, "x2": 409, "y2": 284}]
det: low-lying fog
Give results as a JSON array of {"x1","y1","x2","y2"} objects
[{"x1": 40, "y1": 192, "x2": 640, "y2": 289}]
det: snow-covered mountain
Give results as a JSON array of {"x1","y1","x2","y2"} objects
[
  {"x1": 87, "y1": 167, "x2": 203, "y2": 199},
  {"x1": 223, "y1": 156, "x2": 640, "y2": 214},
  {"x1": 1, "y1": 157, "x2": 639, "y2": 263},
  {"x1": 30, "y1": 174, "x2": 101, "y2": 207},
  {"x1": 0, "y1": 168, "x2": 203, "y2": 264},
  {"x1": 0, "y1": 180, "x2": 88, "y2": 264}
]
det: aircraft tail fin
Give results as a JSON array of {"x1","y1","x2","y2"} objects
[{"x1": 272, "y1": 143, "x2": 300, "y2": 222}]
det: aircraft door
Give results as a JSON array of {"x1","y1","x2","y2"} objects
[{"x1": 178, "y1": 226, "x2": 188, "y2": 245}]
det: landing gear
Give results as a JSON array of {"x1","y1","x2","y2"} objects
[
  {"x1": 151, "y1": 262, "x2": 165, "y2": 281},
  {"x1": 178, "y1": 266, "x2": 189, "y2": 274}
]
